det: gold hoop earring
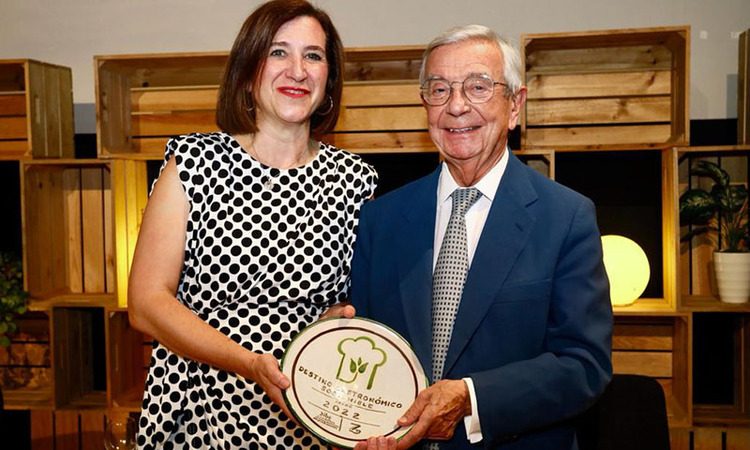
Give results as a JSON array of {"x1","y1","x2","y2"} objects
[{"x1": 315, "y1": 95, "x2": 333, "y2": 115}]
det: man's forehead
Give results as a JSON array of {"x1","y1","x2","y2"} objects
[{"x1": 425, "y1": 41, "x2": 503, "y2": 78}]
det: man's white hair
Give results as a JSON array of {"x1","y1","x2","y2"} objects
[{"x1": 419, "y1": 24, "x2": 523, "y2": 95}]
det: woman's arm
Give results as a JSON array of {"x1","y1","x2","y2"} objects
[{"x1": 127, "y1": 158, "x2": 292, "y2": 416}]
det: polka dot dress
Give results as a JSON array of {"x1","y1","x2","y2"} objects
[{"x1": 137, "y1": 132, "x2": 378, "y2": 450}]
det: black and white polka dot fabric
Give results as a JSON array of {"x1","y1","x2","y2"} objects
[{"x1": 137, "y1": 132, "x2": 377, "y2": 450}]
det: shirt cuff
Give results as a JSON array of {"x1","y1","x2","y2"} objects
[{"x1": 462, "y1": 377, "x2": 483, "y2": 443}]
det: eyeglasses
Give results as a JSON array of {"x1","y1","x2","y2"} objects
[{"x1": 420, "y1": 75, "x2": 508, "y2": 106}]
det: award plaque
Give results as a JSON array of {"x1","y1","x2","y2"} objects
[{"x1": 281, "y1": 317, "x2": 428, "y2": 449}]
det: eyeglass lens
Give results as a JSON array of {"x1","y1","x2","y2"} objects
[{"x1": 422, "y1": 76, "x2": 496, "y2": 105}]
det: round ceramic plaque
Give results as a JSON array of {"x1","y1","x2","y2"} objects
[{"x1": 281, "y1": 317, "x2": 427, "y2": 449}]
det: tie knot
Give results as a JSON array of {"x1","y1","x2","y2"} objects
[{"x1": 451, "y1": 187, "x2": 481, "y2": 217}]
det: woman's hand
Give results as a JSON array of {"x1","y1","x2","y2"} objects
[
  {"x1": 246, "y1": 353, "x2": 296, "y2": 422},
  {"x1": 320, "y1": 301, "x2": 356, "y2": 320}
]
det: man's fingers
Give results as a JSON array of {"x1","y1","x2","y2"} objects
[{"x1": 397, "y1": 392, "x2": 427, "y2": 426}]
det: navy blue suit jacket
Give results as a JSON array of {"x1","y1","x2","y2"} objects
[{"x1": 350, "y1": 152, "x2": 613, "y2": 449}]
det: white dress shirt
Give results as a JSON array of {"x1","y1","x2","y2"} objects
[{"x1": 432, "y1": 148, "x2": 510, "y2": 443}]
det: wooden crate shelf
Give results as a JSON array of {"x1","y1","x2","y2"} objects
[
  {"x1": 0, "y1": 59, "x2": 74, "y2": 159},
  {"x1": 95, "y1": 52, "x2": 228, "y2": 157},
  {"x1": 21, "y1": 160, "x2": 115, "y2": 303},
  {"x1": 107, "y1": 311, "x2": 150, "y2": 412},
  {"x1": 21, "y1": 159, "x2": 153, "y2": 308},
  {"x1": 692, "y1": 313, "x2": 750, "y2": 426},
  {"x1": 515, "y1": 149, "x2": 555, "y2": 179},
  {"x1": 1, "y1": 40, "x2": 743, "y2": 448},
  {"x1": 52, "y1": 307, "x2": 108, "y2": 409},
  {"x1": 612, "y1": 314, "x2": 692, "y2": 427},
  {"x1": 96, "y1": 46, "x2": 432, "y2": 157},
  {"x1": 521, "y1": 26, "x2": 689, "y2": 150},
  {"x1": 0, "y1": 311, "x2": 53, "y2": 409},
  {"x1": 673, "y1": 145, "x2": 750, "y2": 311},
  {"x1": 555, "y1": 148, "x2": 678, "y2": 311}
]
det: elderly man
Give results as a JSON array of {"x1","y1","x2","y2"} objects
[{"x1": 350, "y1": 25, "x2": 612, "y2": 449}]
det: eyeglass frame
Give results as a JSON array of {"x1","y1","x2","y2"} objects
[{"x1": 419, "y1": 74, "x2": 512, "y2": 106}]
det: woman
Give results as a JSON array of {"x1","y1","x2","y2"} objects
[{"x1": 127, "y1": 1, "x2": 377, "y2": 448}]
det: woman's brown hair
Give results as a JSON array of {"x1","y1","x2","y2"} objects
[{"x1": 216, "y1": 0, "x2": 344, "y2": 137}]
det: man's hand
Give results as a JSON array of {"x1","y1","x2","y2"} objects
[
  {"x1": 394, "y1": 379, "x2": 471, "y2": 448},
  {"x1": 320, "y1": 301, "x2": 356, "y2": 320}
]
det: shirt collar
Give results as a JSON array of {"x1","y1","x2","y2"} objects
[{"x1": 437, "y1": 147, "x2": 510, "y2": 204}]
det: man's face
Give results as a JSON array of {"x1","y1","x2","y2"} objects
[{"x1": 423, "y1": 40, "x2": 525, "y2": 173}]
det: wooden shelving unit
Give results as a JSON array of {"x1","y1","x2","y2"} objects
[{"x1": 3, "y1": 31, "x2": 749, "y2": 449}]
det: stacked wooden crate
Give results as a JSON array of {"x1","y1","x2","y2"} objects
[
  {"x1": 522, "y1": 26, "x2": 689, "y2": 150},
  {"x1": 0, "y1": 59, "x2": 74, "y2": 159},
  {"x1": 520, "y1": 26, "x2": 694, "y2": 431},
  {"x1": 0, "y1": 59, "x2": 75, "y2": 413}
]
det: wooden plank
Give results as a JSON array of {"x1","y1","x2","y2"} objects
[
  {"x1": 80, "y1": 410, "x2": 105, "y2": 450},
  {"x1": 524, "y1": 123, "x2": 672, "y2": 148},
  {"x1": 526, "y1": 95, "x2": 671, "y2": 126},
  {"x1": 669, "y1": 428, "x2": 691, "y2": 450},
  {"x1": 526, "y1": 44, "x2": 674, "y2": 74},
  {"x1": 104, "y1": 166, "x2": 115, "y2": 294},
  {"x1": 97, "y1": 64, "x2": 131, "y2": 155},
  {"x1": 612, "y1": 350, "x2": 673, "y2": 377},
  {"x1": 612, "y1": 323, "x2": 674, "y2": 350},
  {"x1": 41, "y1": 64, "x2": 63, "y2": 157},
  {"x1": 26, "y1": 61, "x2": 43, "y2": 154},
  {"x1": 112, "y1": 160, "x2": 129, "y2": 308},
  {"x1": 130, "y1": 110, "x2": 217, "y2": 136},
  {"x1": 56, "y1": 64, "x2": 75, "y2": 158},
  {"x1": 54, "y1": 409, "x2": 80, "y2": 450},
  {"x1": 693, "y1": 427, "x2": 723, "y2": 450},
  {"x1": 30, "y1": 410, "x2": 54, "y2": 450},
  {"x1": 0, "y1": 138, "x2": 28, "y2": 156},
  {"x1": 324, "y1": 131, "x2": 435, "y2": 153},
  {"x1": 0, "y1": 93, "x2": 26, "y2": 115},
  {"x1": 344, "y1": 60, "x2": 421, "y2": 82},
  {"x1": 0, "y1": 116, "x2": 27, "y2": 139},
  {"x1": 131, "y1": 136, "x2": 170, "y2": 154},
  {"x1": 526, "y1": 71, "x2": 672, "y2": 100},
  {"x1": 131, "y1": 64, "x2": 225, "y2": 88},
  {"x1": 81, "y1": 167, "x2": 106, "y2": 293},
  {"x1": 335, "y1": 106, "x2": 427, "y2": 132},
  {"x1": 740, "y1": 30, "x2": 749, "y2": 144},
  {"x1": 63, "y1": 169, "x2": 83, "y2": 293},
  {"x1": 25, "y1": 167, "x2": 69, "y2": 298},
  {"x1": 111, "y1": 160, "x2": 149, "y2": 307},
  {"x1": 131, "y1": 86, "x2": 219, "y2": 112},
  {"x1": 342, "y1": 82, "x2": 421, "y2": 107},
  {"x1": 727, "y1": 428, "x2": 750, "y2": 450}
]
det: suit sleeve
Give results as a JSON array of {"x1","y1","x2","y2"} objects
[
  {"x1": 470, "y1": 197, "x2": 613, "y2": 447},
  {"x1": 350, "y1": 202, "x2": 373, "y2": 317}
]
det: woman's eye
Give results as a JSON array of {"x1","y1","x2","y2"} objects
[
  {"x1": 306, "y1": 52, "x2": 324, "y2": 61},
  {"x1": 270, "y1": 48, "x2": 286, "y2": 57}
]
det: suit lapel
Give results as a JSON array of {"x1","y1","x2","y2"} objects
[
  {"x1": 397, "y1": 169, "x2": 440, "y2": 374},
  {"x1": 443, "y1": 153, "x2": 538, "y2": 376}
]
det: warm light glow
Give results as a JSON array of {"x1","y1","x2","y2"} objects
[{"x1": 601, "y1": 235, "x2": 650, "y2": 306}]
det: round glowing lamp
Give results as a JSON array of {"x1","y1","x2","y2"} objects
[{"x1": 601, "y1": 235, "x2": 650, "y2": 306}]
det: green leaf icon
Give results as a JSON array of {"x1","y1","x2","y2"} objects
[
  {"x1": 349, "y1": 358, "x2": 357, "y2": 373},
  {"x1": 358, "y1": 362, "x2": 368, "y2": 374}
]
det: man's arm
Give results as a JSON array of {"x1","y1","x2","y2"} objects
[{"x1": 470, "y1": 197, "x2": 612, "y2": 446}]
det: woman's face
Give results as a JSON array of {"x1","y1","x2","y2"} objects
[{"x1": 253, "y1": 15, "x2": 329, "y2": 130}]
